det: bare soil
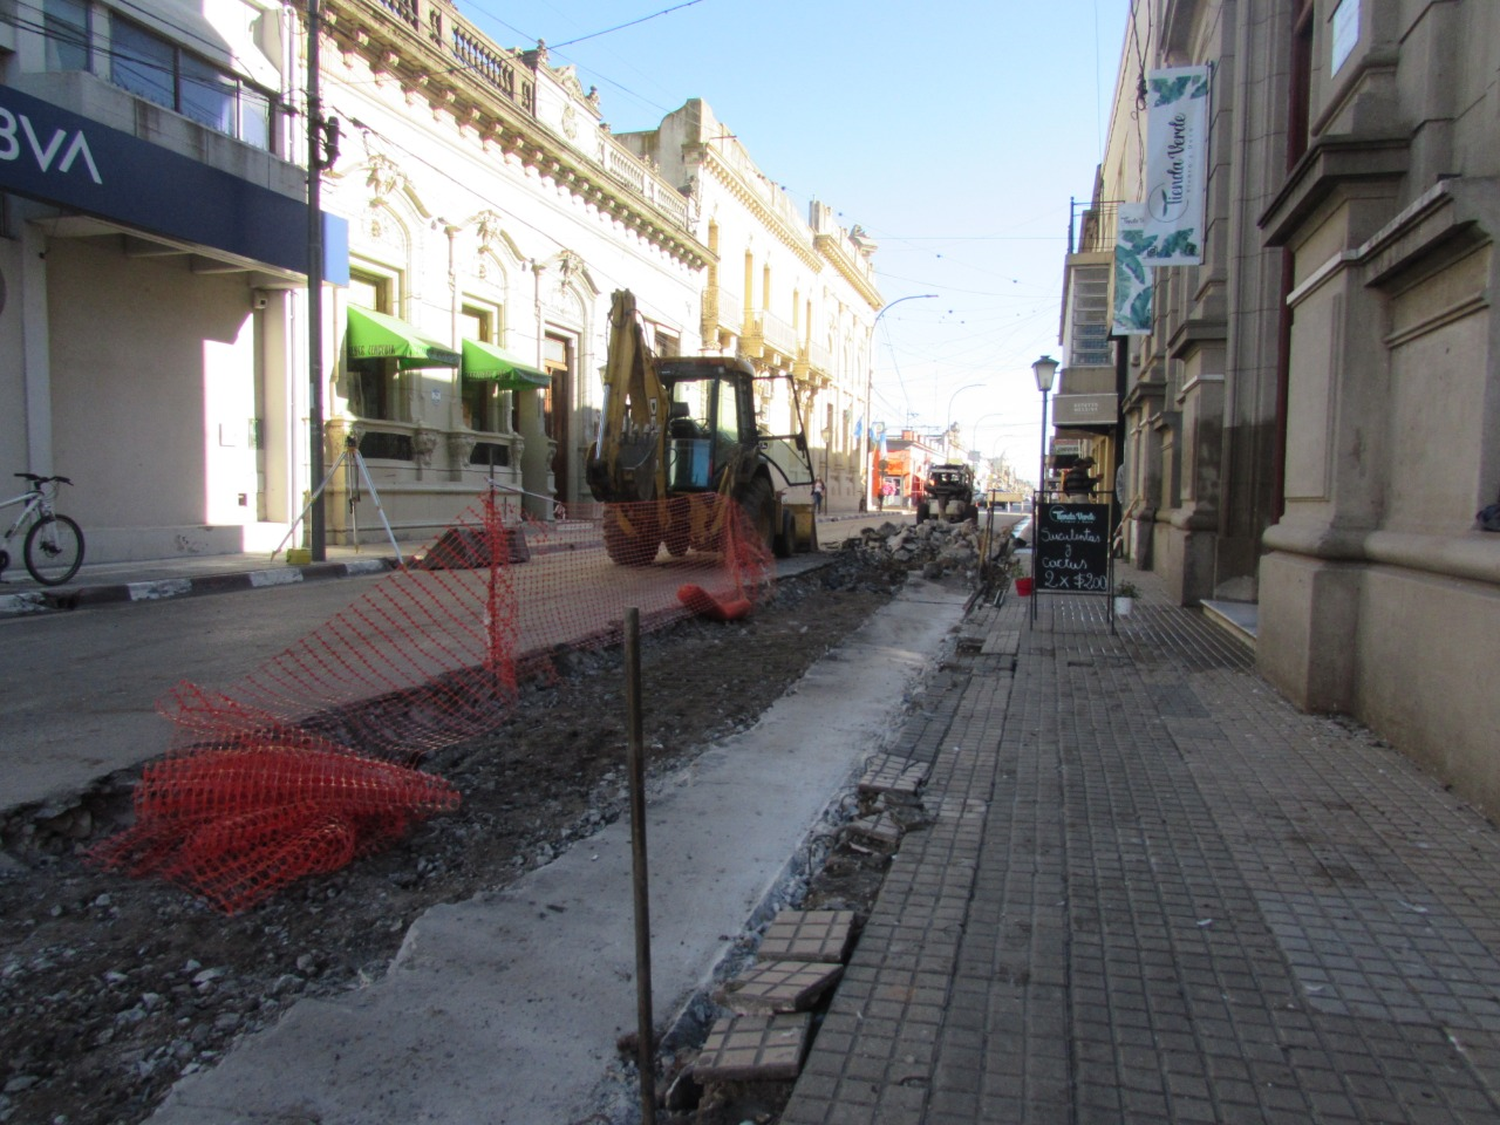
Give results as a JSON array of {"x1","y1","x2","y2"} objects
[{"x1": 0, "y1": 545, "x2": 928, "y2": 1125}]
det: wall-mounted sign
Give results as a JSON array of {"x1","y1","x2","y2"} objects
[
  {"x1": 1053, "y1": 394, "x2": 1117, "y2": 427},
  {"x1": 0, "y1": 83, "x2": 348, "y2": 283}
]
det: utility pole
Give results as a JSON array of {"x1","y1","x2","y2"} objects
[{"x1": 306, "y1": 0, "x2": 326, "y2": 561}]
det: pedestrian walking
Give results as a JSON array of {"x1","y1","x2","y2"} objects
[{"x1": 812, "y1": 477, "x2": 825, "y2": 515}]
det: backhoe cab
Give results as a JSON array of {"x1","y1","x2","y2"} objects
[{"x1": 586, "y1": 290, "x2": 817, "y2": 565}]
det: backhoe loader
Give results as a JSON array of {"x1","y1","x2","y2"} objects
[{"x1": 586, "y1": 290, "x2": 817, "y2": 566}]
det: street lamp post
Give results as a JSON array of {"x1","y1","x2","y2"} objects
[
  {"x1": 863, "y1": 294, "x2": 937, "y2": 511},
  {"x1": 1031, "y1": 355, "x2": 1058, "y2": 627},
  {"x1": 943, "y1": 382, "x2": 985, "y2": 460},
  {"x1": 1032, "y1": 355, "x2": 1059, "y2": 501}
]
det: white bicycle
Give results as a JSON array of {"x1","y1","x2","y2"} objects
[{"x1": 1, "y1": 473, "x2": 86, "y2": 586}]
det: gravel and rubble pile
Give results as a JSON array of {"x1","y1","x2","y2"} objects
[
  {"x1": 839, "y1": 515, "x2": 1012, "y2": 581},
  {"x1": 0, "y1": 545, "x2": 914, "y2": 1125}
]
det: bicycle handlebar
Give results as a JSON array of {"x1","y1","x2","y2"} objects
[{"x1": 15, "y1": 472, "x2": 72, "y2": 487}]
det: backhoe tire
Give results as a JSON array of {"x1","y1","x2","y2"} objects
[
  {"x1": 602, "y1": 504, "x2": 661, "y2": 566},
  {"x1": 735, "y1": 478, "x2": 776, "y2": 557},
  {"x1": 773, "y1": 508, "x2": 795, "y2": 558}
]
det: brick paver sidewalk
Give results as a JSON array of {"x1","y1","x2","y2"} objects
[{"x1": 782, "y1": 577, "x2": 1500, "y2": 1124}]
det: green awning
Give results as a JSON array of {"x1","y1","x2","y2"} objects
[
  {"x1": 461, "y1": 338, "x2": 550, "y2": 389},
  {"x1": 346, "y1": 305, "x2": 460, "y2": 369}
]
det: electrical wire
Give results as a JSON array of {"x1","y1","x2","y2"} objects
[{"x1": 548, "y1": 1, "x2": 704, "y2": 50}]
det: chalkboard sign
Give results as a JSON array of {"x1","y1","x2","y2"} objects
[{"x1": 1035, "y1": 503, "x2": 1110, "y2": 594}]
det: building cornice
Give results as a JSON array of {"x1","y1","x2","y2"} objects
[
  {"x1": 317, "y1": 0, "x2": 709, "y2": 270},
  {"x1": 695, "y1": 144, "x2": 820, "y2": 272},
  {"x1": 813, "y1": 233, "x2": 882, "y2": 310}
]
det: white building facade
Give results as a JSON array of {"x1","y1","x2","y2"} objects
[
  {"x1": 1, "y1": 0, "x2": 879, "y2": 566},
  {"x1": 616, "y1": 99, "x2": 883, "y2": 515}
]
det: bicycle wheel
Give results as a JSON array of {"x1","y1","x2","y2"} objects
[{"x1": 24, "y1": 514, "x2": 85, "y2": 585}]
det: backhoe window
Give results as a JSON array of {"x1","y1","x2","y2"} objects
[
  {"x1": 670, "y1": 380, "x2": 714, "y2": 433},
  {"x1": 666, "y1": 378, "x2": 716, "y2": 491},
  {"x1": 716, "y1": 380, "x2": 740, "y2": 445}
]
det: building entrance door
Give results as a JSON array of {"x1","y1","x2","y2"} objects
[{"x1": 544, "y1": 333, "x2": 572, "y2": 509}]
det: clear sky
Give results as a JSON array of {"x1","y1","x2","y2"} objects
[{"x1": 458, "y1": 0, "x2": 1130, "y2": 484}]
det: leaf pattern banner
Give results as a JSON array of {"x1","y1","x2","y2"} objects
[{"x1": 1112, "y1": 65, "x2": 1211, "y2": 335}]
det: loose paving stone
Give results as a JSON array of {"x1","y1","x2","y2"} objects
[
  {"x1": 693, "y1": 1012, "x2": 811, "y2": 1082},
  {"x1": 845, "y1": 811, "x2": 903, "y2": 853},
  {"x1": 858, "y1": 755, "x2": 928, "y2": 798},
  {"x1": 758, "y1": 909, "x2": 856, "y2": 963},
  {"x1": 715, "y1": 959, "x2": 844, "y2": 1014}
]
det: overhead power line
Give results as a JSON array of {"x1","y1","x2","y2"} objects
[{"x1": 549, "y1": 1, "x2": 705, "y2": 50}]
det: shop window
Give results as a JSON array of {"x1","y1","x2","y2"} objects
[
  {"x1": 348, "y1": 272, "x2": 403, "y2": 423},
  {"x1": 460, "y1": 304, "x2": 506, "y2": 433},
  {"x1": 469, "y1": 442, "x2": 511, "y2": 468},
  {"x1": 180, "y1": 53, "x2": 238, "y2": 135},
  {"x1": 112, "y1": 20, "x2": 174, "y2": 108},
  {"x1": 358, "y1": 431, "x2": 414, "y2": 461},
  {"x1": 109, "y1": 17, "x2": 274, "y2": 150},
  {"x1": 43, "y1": 0, "x2": 90, "y2": 71},
  {"x1": 350, "y1": 365, "x2": 398, "y2": 421}
]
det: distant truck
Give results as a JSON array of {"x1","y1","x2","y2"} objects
[{"x1": 916, "y1": 463, "x2": 979, "y2": 524}]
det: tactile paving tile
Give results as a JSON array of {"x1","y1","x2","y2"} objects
[
  {"x1": 714, "y1": 958, "x2": 844, "y2": 1014},
  {"x1": 757, "y1": 909, "x2": 856, "y2": 963},
  {"x1": 693, "y1": 1012, "x2": 811, "y2": 1082},
  {"x1": 857, "y1": 754, "x2": 929, "y2": 797},
  {"x1": 844, "y1": 812, "x2": 903, "y2": 852}
]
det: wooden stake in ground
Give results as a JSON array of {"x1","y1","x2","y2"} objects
[{"x1": 624, "y1": 607, "x2": 656, "y2": 1124}]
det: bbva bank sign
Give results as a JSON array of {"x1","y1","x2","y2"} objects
[
  {"x1": 0, "y1": 84, "x2": 347, "y2": 282},
  {"x1": 0, "y1": 102, "x2": 102, "y2": 184}
]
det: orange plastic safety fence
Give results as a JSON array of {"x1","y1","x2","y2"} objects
[
  {"x1": 91, "y1": 490, "x2": 775, "y2": 911},
  {"x1": 90, "y1": 734, "x2": 461, "y2": 914}
]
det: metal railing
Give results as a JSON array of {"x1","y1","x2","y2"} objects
[{"x1": 1070, "y1": 199, "x2": 1122, "y2": 255}]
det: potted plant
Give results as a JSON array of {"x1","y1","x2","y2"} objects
[
  {"x1": 1008, "y1": 555, "x2": 1033, "y2": 596},
  {"x1": 1114, "y1": 580, "x2": 1140, "y2": 616}
]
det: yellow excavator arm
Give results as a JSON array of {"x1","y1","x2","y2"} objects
[{"x1": 589, "y1": 290, "x2": 671, "y2": 504}]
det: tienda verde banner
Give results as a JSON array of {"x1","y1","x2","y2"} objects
[{"x1": 1113, "y1": 65, "x2": 1211, "y2": 334}]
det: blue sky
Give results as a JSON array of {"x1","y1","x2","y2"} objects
[{"x1": 459, "y1": 0, "x2": 1130, "y2": 481}]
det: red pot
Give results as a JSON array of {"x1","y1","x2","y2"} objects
[{"x1": 1014, "y1": 577, "x2": 1033, "y2": 596}]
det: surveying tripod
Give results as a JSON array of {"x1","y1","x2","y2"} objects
[{"x1": 273, "y1": 435, "x2": 403, "y2": 564}]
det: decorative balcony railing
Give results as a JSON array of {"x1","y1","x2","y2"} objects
[
  {"x1": 346, "y1": 0, "x2": 694, "y2": 231},
  {"x1": 602, "y1": 144, "x2": 689, "y2": 227},
  {"x1": 450, "y1": 22, "x2": 534, "y2": 114},
  {"x1": 749, "y1": 310, "x2": 798, "y2": 363}
]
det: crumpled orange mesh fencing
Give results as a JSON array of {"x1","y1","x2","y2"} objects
[{"x1": 91, "y1": 491, "x2": 774, "y2": 911}]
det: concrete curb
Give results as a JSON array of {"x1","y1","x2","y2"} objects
[{"x1": 0, "y1": 557, "x2": 397, "y2": 618}]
